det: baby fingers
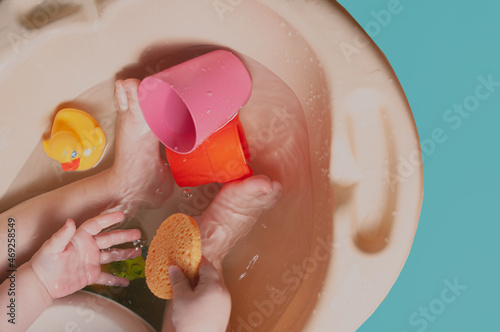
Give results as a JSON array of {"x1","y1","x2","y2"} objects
[
  {"x1": 95, "y1": 229, "x2": 141, "y2": 249},
  {"x1": 44, "y1": 218, "x2": 77, "y2": 254},
  {"x1": 79, "y1": 211, "x2": 125, "y2": 236},
  {"x1": 100, "y1": 248, "x2": 142, "y2": 264},
  {"x1": 95, "y1": 271, "x2": 130, "y2": 287}
]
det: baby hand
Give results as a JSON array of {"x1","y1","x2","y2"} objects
[
  {"x1": 169, "y1": 258, "x2": 231, "y2": 332},
  {"x1": 30, "y1": 211, "x2": 141, "y2": 299}
]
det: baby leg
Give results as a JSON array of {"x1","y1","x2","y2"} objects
[
  {"x1": 198, "y1": 175, "x2": 283, "y2": 271},
  {"x1": 111, "y1": 79, "x2": 174, "y2": 211},
  {"x1": 162, "y1": 175, "x2": 282, "y2": 332}
]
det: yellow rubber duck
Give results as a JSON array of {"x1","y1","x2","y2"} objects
[{"x1": 43, "y1": 108, "x2": 106, "y2": 171}]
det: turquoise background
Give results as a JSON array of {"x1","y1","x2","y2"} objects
[{"x1": 336, "y1": 0, "x2": 500, "y2": 331}]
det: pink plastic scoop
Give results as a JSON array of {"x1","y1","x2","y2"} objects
[{"x1": 138, "y1": 50, "x2": 252, "y2": 154}]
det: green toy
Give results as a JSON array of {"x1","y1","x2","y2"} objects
[{"x1": 102, "y1": 255, "x2": 146, "y2": 281}]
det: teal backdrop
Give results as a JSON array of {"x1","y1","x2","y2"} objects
[{"x1": 336, "y1": 0, "x2": 500, "y2": 331}]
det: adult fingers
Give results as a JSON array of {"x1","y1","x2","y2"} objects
[
  {"x1": 95, "y1": 271, "x2": 130, "y2": 287},
  {"x1": 79, "y1": 211, "x2": 125, "y2": 236},
  {"x1": 100, "y1": 248, "x2": 142, "y2": 264},
  {"x1": 44, "y1": 219, "x2": 77, "y2": 254},
  {"x1": 94, "y1": 229, "x2": 141, "y2": 249},
  {"x1": 169, "y1": 266, "x2": 193, "y2": 299}
]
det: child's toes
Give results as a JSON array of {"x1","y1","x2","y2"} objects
[
  {"x1": 267, "y1": 181, "x2": 283, "y2": 200},
  {"x1": 252, "y1": 175, "x2": 275, "y2": 195},
  {"x1": 122, "y1": 79, "x2": 142, "y2": 116},
  {"x1": 231, "y1": 175, "x2": 273, "y2": 198},
  {"x1": 227, "y1": 175, "x2": 283, "y2": 207},
  {"x1": 114, "y1": 80, "x2": 128, "y2": 112}
]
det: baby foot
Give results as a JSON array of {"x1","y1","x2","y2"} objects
[
  {"x1": 197, "y1": 175, "x2": 283, "y2": 271},
  {"x1": 111, "y1": 79, "x2": 174, "y2": 210}
]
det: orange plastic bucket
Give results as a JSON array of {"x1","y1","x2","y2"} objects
[{"x1": 165, "y1": 115, "x2": 252, "y2": 187}]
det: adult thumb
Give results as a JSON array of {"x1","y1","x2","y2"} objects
[{"x1": 169, "y1": 266, "x2": 192, "y2": 299}]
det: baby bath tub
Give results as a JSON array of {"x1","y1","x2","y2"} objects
[{"x1": 0, "y1": 0, "x2": 423, "y2": 331}]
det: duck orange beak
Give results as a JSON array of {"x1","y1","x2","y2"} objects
[{"x1": 61, "y1": 158, "x2": 80, "y2": 171}]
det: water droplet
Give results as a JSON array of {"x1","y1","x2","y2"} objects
[
  {"x1": 183, "y1": 189, "x2": 193, "y2": 198},
  {"x1": 247, "y1": 255, "x2": 259, "y2": 270},
  {"x1": 207, "y1": 91, "x2": 213, "y2": 97},
  {"x1": 132, "y1": 239, "x2": 145, "y2": 248},
  {"x1": 265, "y1": 285, "x2": 278, "y2": 298},
  {"x1": 206, "y1": 109, "x2": 211, "y2": 114},
  {"x1": 174, "y1": 146, "x2": 178, "y2": 151},
  {"x1": 156, "y1": 189, "x2": 163, "y2": 195},
  {"x1": 261, "y1": 224, "x2": 267, "y2": 229}
]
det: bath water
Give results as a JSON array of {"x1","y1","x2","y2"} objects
[{"x1": 1, "y1": 47, "x2": 333, "y2": 331}]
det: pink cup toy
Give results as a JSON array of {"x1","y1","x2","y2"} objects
[{"x1": 138, "y1": 50, "x2": 252, "y2": 154}]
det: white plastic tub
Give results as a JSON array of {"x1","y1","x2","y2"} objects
[{"x1": 0, "y1": 0, "x2": 422, "y2": 331}]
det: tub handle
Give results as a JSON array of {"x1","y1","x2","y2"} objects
[
  {"x1": 0, "y1": 0, "x2": 107, "y2": 68},
  {"x1": 1, "y1": 0, "x2": 101, "y2": 36},
  {"x1": 331, "y1": 88, "x2": 396, "y2": 253}
]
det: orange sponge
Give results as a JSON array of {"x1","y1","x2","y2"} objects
[{"x1": 145, "y1": 213, "x2": 202, "y2": 299}]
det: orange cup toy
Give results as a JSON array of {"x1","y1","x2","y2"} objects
[{"x1": 165, "y1": 116, "x2": 252, "y2": 187}]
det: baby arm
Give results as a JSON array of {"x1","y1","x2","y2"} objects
[
  {"x1": 162, "y1": 258, "x2": 232, "y2": 332},
  {"x1": 0, "y1": 169, "x2": 121, "y2": 280},
  {"x1": 0, "y1": 211, "x2": 141, "y2": 331}
]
